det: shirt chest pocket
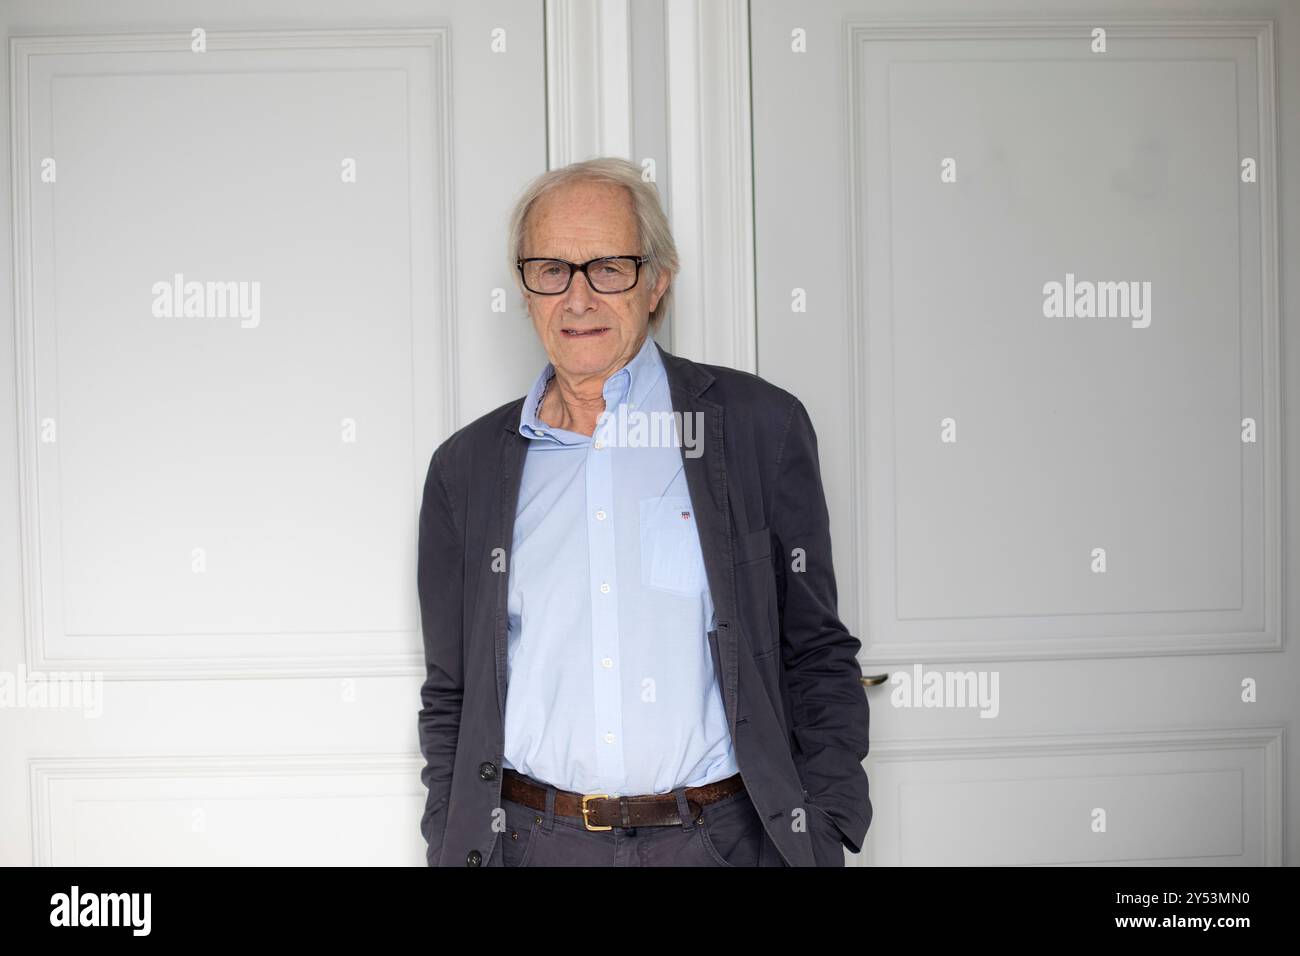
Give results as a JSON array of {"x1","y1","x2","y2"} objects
[{"x1": 639, "y1": 495, "x2": 707, "y2": 596}]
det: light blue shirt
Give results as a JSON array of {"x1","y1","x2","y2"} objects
[{"x1": 502, "y1": 333, "x2": 738, "y2": 796}]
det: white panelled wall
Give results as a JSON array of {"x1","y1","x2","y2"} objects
[
  {"x1": 2, "y1": 0, "x2": 1297, "y2": 866},
  {"x1": 751, "y1": 0, "x2": 1298, "y2": 866},
  {"x1": 0, "y1": 0, "x2": 545, "y2": 866}
]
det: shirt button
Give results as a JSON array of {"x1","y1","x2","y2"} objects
[
  {"x1": 599, "y1": 582, "x2": 610, "y2": 594},
  {"x1": 593, "y1": 440, "x2": 604, "y2": 449},
  {"x1": 601, "y1": 657, "x2": 613, "y2": 669},
  {"x1": 604, "y1": 733, "x2": 615, "y2": 744},
  {"x1": 595, "y1": 510, "x2": 606, "y2": 520}
]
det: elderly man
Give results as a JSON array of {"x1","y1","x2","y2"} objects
[{"x1": 417, "y1": 157, "x2": 870, "y2": 867}]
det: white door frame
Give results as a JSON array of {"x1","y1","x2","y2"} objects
[{"x1": 545, "y1": 0, "x2": 756, "y2": 372}]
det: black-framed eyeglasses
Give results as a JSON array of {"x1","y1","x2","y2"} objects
[{"x1": 516, "y1": 255, "x2": 649, "y2": 295}]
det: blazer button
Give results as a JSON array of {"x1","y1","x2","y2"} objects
[
  {"x1": 466, "y1": 849, "x2": 482, "y2": 867},
  {"x1": 478, "y1": 762, "x2": 497, "y2": 781}
]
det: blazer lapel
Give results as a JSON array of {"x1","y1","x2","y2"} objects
[
  {"x1": 495, "y1": 413, "x2": 529, "y2": 723},
  {"x1": 657, "y1": 342, "x2": 740, "y2": 741}
]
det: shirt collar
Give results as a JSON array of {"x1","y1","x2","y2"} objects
[{"x1": 518, "y1": 332, "x2": 664, "y2": 442}]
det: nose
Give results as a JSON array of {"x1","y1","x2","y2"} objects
[{"x1": 563, "y1": 268, "x2": 597, "y2": 313}]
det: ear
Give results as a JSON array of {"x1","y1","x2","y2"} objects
[{"x1": 647, "y1": 267, "x2": 672, "y2": 314}]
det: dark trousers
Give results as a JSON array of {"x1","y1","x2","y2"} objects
[{"x1": 497, "y1": 773, "x2": 789, "y2": 867}]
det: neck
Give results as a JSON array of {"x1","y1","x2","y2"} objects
[
  {"x1": 540, "y1": 334, "x2": 647, "y2": 437},
  {"x1": 539, "y1": 370, "x2": 607, "y2": 437}
]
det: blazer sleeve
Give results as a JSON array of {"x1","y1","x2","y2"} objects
[
  {"x1": 770, "y1": 396, "x2": 873, "y2": 854},
  {"x1": 416, "y1": 448, "x2": 465, "y2": 866}
]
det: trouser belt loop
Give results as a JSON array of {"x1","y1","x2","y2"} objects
[
  {"x1": 543, "y1": 783, "x2": 557, "y2": 833},
  {"x1": 673, "y1": 786, "x2": 695, "y2": 827}
]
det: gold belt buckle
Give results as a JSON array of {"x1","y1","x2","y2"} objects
[{"x1": 581, "y1": 793, "x2": 612, "y2": 831}]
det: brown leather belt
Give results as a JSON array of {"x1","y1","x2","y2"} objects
[{"x1": 501, "y1": 768, "x2": 745, "y2": 831}]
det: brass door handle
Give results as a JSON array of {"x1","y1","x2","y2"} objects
[{"x1": 860, "y1": 673, "x2": 889, "y2": 687}]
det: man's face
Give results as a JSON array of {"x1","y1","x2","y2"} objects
[{"x1": 521, "y1": 180, "x2": 671, "y2": 381}]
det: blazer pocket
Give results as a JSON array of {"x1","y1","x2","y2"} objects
[
  {"x1": 733, "y1": 526, "x2": 778, "y2": 658},
  {"x1": 639, "y1": 496, "x2": 707, "y2": 596},
  {"x1": 811, "y1": 805, "x2": 848, "y2": 867},
  {"x1": 734, "y1": 525, "x2": 772, "y2": 566}
]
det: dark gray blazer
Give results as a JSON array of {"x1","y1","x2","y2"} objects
[{"x1": 417, "y1": 341, "x2": 872, "y2": 866}]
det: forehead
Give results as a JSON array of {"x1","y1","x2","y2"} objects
[{"x1": 524, "y1": 180, "x2": 639, "y2": 255}]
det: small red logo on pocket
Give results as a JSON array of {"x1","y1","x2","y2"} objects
[{"x1": 680, "y1": 511, "x2": 690, "y2": 519}]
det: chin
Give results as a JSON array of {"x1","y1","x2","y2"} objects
[{"x1": 565, "y1": 353, "x2": 615, "y2": 375}]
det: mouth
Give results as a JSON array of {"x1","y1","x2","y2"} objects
[{"x1": 561, "y1": 327, "x2": 610, "y2": 338}]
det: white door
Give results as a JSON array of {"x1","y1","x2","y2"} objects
[
  {"x1": 0, "y1": 0, "x2": 545, "y2": 865},
  {"x1": 753, "y1": 0, "x2": 1296, "y2": 865}
]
